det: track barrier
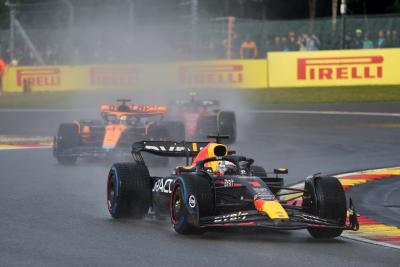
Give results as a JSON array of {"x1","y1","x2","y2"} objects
[{"x1": 4, "y1": 48, "x2": 400, "y2": 92}]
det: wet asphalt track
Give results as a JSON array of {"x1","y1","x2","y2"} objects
[{"x1": 1, "y1": 102, "x2": 400, "y2": 266}]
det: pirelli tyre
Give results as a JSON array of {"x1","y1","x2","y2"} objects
[
  {"x1": 54, "y1": 123, "x2": 81, "y2": 165},
  {"x1": 303, "y1": 176, "x2": 347, "y2": 239},
  {"x1": 169, "y1": 174, "x2": 214, "y2": 234},
  {"x1": 218, "y1": 111, "x2": 236, "y2": 144},
  {"x1": 107, "y1": 162, "x2": 152, "y2": 219}
]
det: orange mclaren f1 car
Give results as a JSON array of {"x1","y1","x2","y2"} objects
[{"x1": 53, "y1": 99, "x2": 184, "y2": 164}]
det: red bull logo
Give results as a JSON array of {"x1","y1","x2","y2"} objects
[
  {"x1": 297, "y1": 56, "x2": 384, "y2": 80},
  {"x1": 90, "y1": 67, "x2": 139, "y2": 87},
  {"x1": 16, "y1": 68, "x2": 61, "y2": 87},
  {"x1": 180, "y1": 65, "x2": 243, "y2": 85}
]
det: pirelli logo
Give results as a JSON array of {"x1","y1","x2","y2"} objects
[
  {"x1": 180, "y1": 65, "x2": 243, "y2": 85},
  {"x1": 16, "y1": 68, "x2": 61, "y2": 87},
  {"x1": 90, "y1": 67, "x2": 139, "y2": 87},
  {"x1": 297, "y1": 56, "x2": 384, "y2": 80}
]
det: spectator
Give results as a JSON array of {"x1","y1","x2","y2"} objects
[
  {"x1": 350, "y1": 29, "x2": 363, "y2": 49},
  {"x1": 239, "y1": 35, "x2": 258, "y2": 59},
  {"x1": 304, "y1": 33, "x2": 320, "y2": 51},
  {"x1": 18, "y1": 45, "x2": 35, "y2": 65},
  {"x1": 386, "y1": 30, "x2": 392, "y2": 46},
  {"x1": 297, "y1": 34, "x2": 307, "y2": 50},
  {"x1": 288, "y1": 33, "x2": 299, "y2": 51},
  {"x1": 281, "y1": 37, "x2": 290, "y2": 51},
  {"x1": 270, "y1": 36, "x2": 282, "y2": 51},
  {"x1": 376, "y1": 30, "x2": 387, "y2": 48},
  {"x1": 362, "y1": 34, "x2": 374, "y2": 49},
  {"x1": 390, "y1": 30, "x2": 399, "y2": 47}
]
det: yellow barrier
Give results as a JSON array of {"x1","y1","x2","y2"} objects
[
  {"x1": 7, "y1": 48, "x2": 400, "y2": 92},
  {"x1": 3, "y1": 60, "x2": 268, "y2": 92},
  {"x1": 268, "y1": 49, "x2": 400, "y2": 87}
]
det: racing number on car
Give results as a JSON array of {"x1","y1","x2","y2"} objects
[{"x1": 224, "y1": 179, "x2": 234, "y2": 187}]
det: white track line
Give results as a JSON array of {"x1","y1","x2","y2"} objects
[
  {"x1": 250, "y1": 110, "x2": 400, "y2": 117},
  {"x1": 0, "y1": 146, "x2": 51, "y2": 151},
  {"x1": 341, "y1": 234, "x2": 400, "y2": 250}
]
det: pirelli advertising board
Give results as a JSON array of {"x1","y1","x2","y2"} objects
[
  {"x1": 3, "y1": 60, "x2": 268, "y2": 92},
  {"x1": 268, "y1": 49, "x2": 400, "y2": 87}
]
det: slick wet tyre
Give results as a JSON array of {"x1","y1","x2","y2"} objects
[
  {"x1": 54, "y1": 123, "x2": 80, "y2": 164},
  {"x1": 303, "y1": 177, "x2": 347, "y2": 239},
  {"x1": 107, "y1": 162, "x2": 152, "y2": 219},
  {"x1": 169, "y1": 175, "x2": 213, "y2": 235}
]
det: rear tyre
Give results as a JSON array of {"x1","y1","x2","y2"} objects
[
  {"x1": 54, "y1": 123, "x2": 80, "y2": 164},
  {"x1": 107, "y1": 162, "x2": 151, "y2": 219},
  {"x1": 218, "y1": 111, "x2": 236, "y2": 144},
  {"x1": 303, "y1": 177, "x2": 347, "y2": 239},
  {"x1": 170, "y1": 175, "x2": 213, "y2": 234}
]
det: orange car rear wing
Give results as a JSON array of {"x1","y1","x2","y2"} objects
[{"x1": 100, "y1": 104, "x2": 167, "y2": 115}]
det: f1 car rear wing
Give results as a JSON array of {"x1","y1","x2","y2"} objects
[
  {"x1": 170, "y1": 99, "x2": 219, "y2": 107},
  {"x1": 101, "y1": 104, "x2": 167, "y2": 115},
  {"x1": 132, "y1": 141, "x2": 210, "y2": 158},
  {"x1": 131, "y1": 139, "x2": 235, "y2": 163}
]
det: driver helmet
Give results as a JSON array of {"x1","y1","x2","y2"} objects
[
  {"x1": 119, "y1": 115, "x2": 128, "y2": 125},
  {"x1": 216, "y1": 160, "x2": 237, "y2": 176}
]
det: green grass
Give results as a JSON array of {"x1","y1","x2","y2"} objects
[
  {"x1": 1, "y1": 86, "x2": 400, "y2": 108},
  {"x1": 247, "y1": 85, "x2": 400, "y2": 104}
]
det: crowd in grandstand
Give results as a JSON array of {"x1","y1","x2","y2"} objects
[{"x1": 1, "y1": 27, "x2": 400, "y2": 66}]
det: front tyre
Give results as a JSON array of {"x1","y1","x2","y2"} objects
[
  {"x1": 303, "y1": 176, "x2": 347, "y2": 239},
  {"x1": 54, "y1": 123, "x2": 80, "y2": 165},
  {"x1": 107, "y1": 162, "x2": 151, "y2": 219},
  {"x1": 170, "y1": 175, "x2": 213, "y2": 234}
]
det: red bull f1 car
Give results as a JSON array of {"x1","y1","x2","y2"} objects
[
  {"x1": 53, "y1": 99, "x2": 184, "y2": 164},
  {"x1": 106, "y1": 136, "x2": 359, "y2": 238},
  {"x1": 168, "y1": 93, "x2": 236, "y2": 143}
]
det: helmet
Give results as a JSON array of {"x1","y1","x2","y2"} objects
[{"x1": 216, "y1": 160, "x2": 237, "y2": 176}]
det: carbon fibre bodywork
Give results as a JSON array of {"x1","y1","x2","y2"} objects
[{"x1": 129, "y1": 141, "x2": 359, "y2": 233}]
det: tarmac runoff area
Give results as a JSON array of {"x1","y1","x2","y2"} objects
[{"x1": 0, "y1": 103, "x2": 400, "y2": 266}]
